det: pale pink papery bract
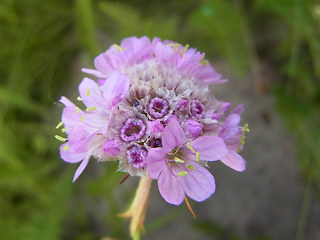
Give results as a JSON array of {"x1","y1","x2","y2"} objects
[{"x1": 57, "y1": 36, "x2": 248, "y2": 204}]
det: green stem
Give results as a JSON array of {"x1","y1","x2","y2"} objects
[{"x1": 133, "y1": 230, "x2": 141, "y2": 240}]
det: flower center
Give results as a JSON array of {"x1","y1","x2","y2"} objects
[
  {"x1": 147, "y1": 137, "x2": 163, "y2": 148},
  {"x1": 148, "y1": 97, "x2": 168, "y2": 119},
  {"x1": 120, "y1": 118, "x2": 146, "y2": 142},
  {"x1": 190, "y1": 100, "x2": 205, "y2": 119},
  {"x1": 166, "y1": 147, "x2": 184, "y2": 160},
  {"x1": 127, "y1": 146, "x2": 148, "y2": 169}
]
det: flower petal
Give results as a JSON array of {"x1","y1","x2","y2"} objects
[
  {"x1": 154, "y1": 42, "x2": 176, "y2": 64},
  {"x1": 120, "y1": 36, "x2": 152, "y2": 64},
  {"x1": 81, "y1": 68, "x2": 107, "y2": 78},
  {"x1": 60, "y1": 96, "x2": 76, "y2": 107},
  {"x1": 158, "y1": 164, "x2": 185, "y2": 205},
  {"x1": 93, "y1": 52, "x2": 116, "y2": 76},
  {"x1": 103, "y1": 72, "x2": 130, "y2": 107},
  {"x1": 221, "y1": 150, "x2": 246, "y2": 172},
  {"x1": 60, "y1": 143, "x2": 86, "y2": 163},
  {"x1": 103, "y1": 139, "x2": 120, "y2": 156},
  {"x1": 225, "y1": 114, "x2": 241, "y2": 127},
  {"x1": 68, "y1": 129, "x2": 95, "y2": 152},
  {"x1": 79, "y1": 78, "x2": 107, "y2": 109},
  {"x1": 219, "y1": 114, "x2": 241, "y2": 140},
  {"x1": 190, "y1": 136, "x2": 228, "y2": 161},
  {"x1": 230, "y1": 104, "x2": 245, "y2": 115},
  {"x1": 72, "y1": 156, "x2": 89, "y2": 182},
  {"x1": 179, "y1": 162, "x2": 215, "y2": 202},
  {"x1": 147, "y1": 148, "x2": 167, "y2": 179},
  {"x1": 61, "y1": 106, "x2": 84, "y2": 130},
  {"x1": 162, "y1": 118, "x2": 186, "y2": 152}
]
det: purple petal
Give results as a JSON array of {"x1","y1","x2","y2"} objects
[
  {"x1": 219, "y1": 114, "x2": 241, "y2": 140},
  {"x1": 81, "y1": 68, "x2": 107, "y2": 78},
  {"x1": 61, "y1": 106, "x2": 84, "y2": 129},
  {"x1": 103, "y1": 72, "x2": 130, "y2": 107},
  {"x1": 190, "y1": 136, "x2": 228, "y2": 161},
  {"x1": 120, "y1": 36, "x2": 152, "y2": 64},
  {"x1": 60, "y1": 96, "x2": 76, "y2": 107},
  {"x1": 79, "y1": 78, "x2": 107, "y2": 109},
  {"x1": 147, "y1": 148, "x2": 167, "y2": 179},
  {"x1": 158, "y1": 164, "x2": 185, "y2": 205},
  {"x1": 93, "y1": 52, "x2": 116, "y2": 76},
  {"x1": 177, "y1": 48, "x2": 203, "y2": 74},
  {"x1": 98, "y1": 79, "x2": 106, "y2": 86},
  {"x1": 162, "y1": 118, "x2": 186, "y2": 153},
  {"x1": 60, "y1": 143, "x2": 86, "y2": 163},
  {"x1": 72, "y1": 157, "x2": 89, "y2": 182},
  {"x1": 230, "y1": 104, "x2": 245, "y2": 115},
  {"x1": 224, "y1": 132, "x2": 242, "y2": 151},
  {"x1": 154, "y1": 42, "x2": 176, "y2": 64},
  {"x1": 185, "y1": 118, "x2": 202, "y2": 138},
  {"x1": 68, "y1": 129, "x2": 95, "y2": 152},
  {"x1": 221, "y1": 150, "x2": 246, "y2": 172},
  {"x1": 150, "y1": 120, "x2": 164, "y2": 133},
  {"x1": 219, "y1": 102, "x2": 231, "y2": 114},
  {"x1": 195, "y1": 63, "x2": 227, "y2": 84},
  {"x1": 103, "y1": 139, "x2": 120, "y2": 156},
  {"x1": 225, "y1": 114, "x2": 241, "y2": 126},
  {"x1": 83, "y1": 112, "x2": 108, "y2": 130},
  {"x1": 179, "y1": 162, "x2": 215, "y2": 202}
]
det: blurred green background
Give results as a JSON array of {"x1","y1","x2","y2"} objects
[{"x1": 0, "y1": 0, "x2": 319, "y2": 239}]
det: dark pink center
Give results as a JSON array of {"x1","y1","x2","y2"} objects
[
  {"x1": 127, "y1": 146, "x2": 148, "y2": 169},
  {"x1": 148, "y1": 97, "x2": 168, "y2": 119},
  {"x1": 190, "y1": 100, "x2": 205, "y2": 119},
  {"x1": 120, "y1": 118, "x2": 146, "y2": 142}
]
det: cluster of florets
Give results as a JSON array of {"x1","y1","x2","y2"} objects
[{"x1": 56, "y1": 36, "x2": 248, "y2": 205}]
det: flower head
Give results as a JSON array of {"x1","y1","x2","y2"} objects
[{"x1": 56, "y1": 36, "x2": 248, "y2": 205}]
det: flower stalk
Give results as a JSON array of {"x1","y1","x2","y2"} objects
[{"x1": 119, "y1": 176, "x2": 152, "y2": 239}]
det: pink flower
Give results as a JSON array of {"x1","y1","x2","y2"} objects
[
  {"x1": 58, "y1": 72, "x2": 129, "y2": 181},
  {"x1": 147, "y1": 118, "x2": 228, "y2": 205},
  {"x1": 218, "y1": 109, "x2": 246, "y2": 172},
  {"x1": 56, "y1": 36, "x2": 248, "y2": 205}
]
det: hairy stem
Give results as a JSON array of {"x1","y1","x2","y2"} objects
[{"x1": 119, "y1": 176, "x2": 152, "y2": 239}]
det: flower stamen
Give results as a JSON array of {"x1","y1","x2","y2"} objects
[
  {"x1": 174, "y1": 157, "x2": 184, "y2": 163},
  {"x1": 180, "y1": 44, "x2": 189, "y2": 57},
  {"x1": 165, "y1": 43, "x2": 181, "y2": 52},
  {"x1": 200, "y1": 58, "x2": 208, "y2": 66},
  {"x1": 237, "y1": 123, "x2": 250, "y2": 152},
  {"x1": 186, "y1": 142, "x2": 195, "y2": 153},
  {"x1": 187, "y1": 164, "x2": 195, "y2": 170},
  {"x1": 55, "y1": 135, "x2": 66, "y2": 142},
  {"x1": 56, "y1": 121, "x2": 63, "y2": 129},
  {"x1": 114, "y1": 44, "x2": 125, "y2": 52},
  {"x1": 177, "y1": 171, "x2": 188, "y2": 176},
  {"x1": 86, "y1": 106, "x2": 96, "y2": 111},
  {"x1": 195, "y1": 152, "x2": 200, "y2": 162}
]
